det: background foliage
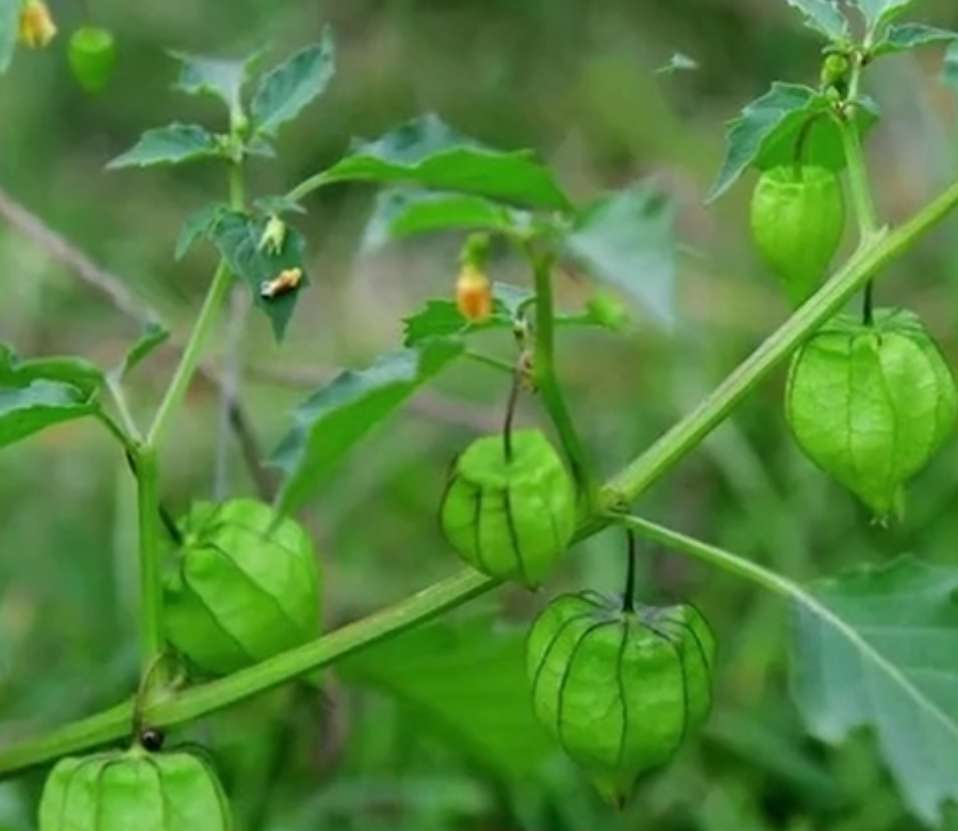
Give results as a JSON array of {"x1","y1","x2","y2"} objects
[{"x1": 5, "y1": 0, "x2": 958, "y2": 829}]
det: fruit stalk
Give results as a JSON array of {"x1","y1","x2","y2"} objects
[
  {"x1": 838, "y1": 50, "x2": 880, "y2": 324},
  {"x1": 502, "y1": 366, "x2": 521, "y2": 463},
  {"x1": 528, "y1": 244, "x2": 593, "y2": 499},
  {"x1": 622, "y1": 530, "x2": 636, "y2": 613}
]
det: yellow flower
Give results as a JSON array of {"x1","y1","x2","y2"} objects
[
  {"x1": 19, "y1": 0, "x2": 57, "y2": 48},
  {"x1": 456, "y1": 262, "x2": 492, "y2": 322}
]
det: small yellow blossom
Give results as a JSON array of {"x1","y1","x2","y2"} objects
[
  {"x1": 19, "y1": 0, "x2": 57, "y2": 48},
  {"x1": 456, "y1": 262, "x2": 492, "y2": 322}
]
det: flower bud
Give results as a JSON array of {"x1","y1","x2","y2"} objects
[
  {"x1": 164, "y1": 498, "x2": 321, "y2": 675},
  {"x1": 527, "y1": 592, "x2": 715, "y2": 806},
  {"x1": 68, "y1": 26, "x2": 117, "y2": 92},
  {"x1": 440, "y1": 429, "x2": 576, "y2": 589},
  {"x1": 257, "y1": 213, "x2": 287, "y2": 256},
  {"x1": 19, "y1": 0, "x2": 57, "y2": 48},
  {"x1": 456, "y1": 262, "x2": 493, "y2": 322}
]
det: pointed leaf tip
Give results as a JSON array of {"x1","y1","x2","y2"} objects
[{"x1": 250, "y1": 29, "x2": 335, "y2": 137}]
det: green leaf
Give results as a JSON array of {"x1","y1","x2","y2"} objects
[
  {"x1": 209, "y1": 210, "x2": 309, "y2": 341},
  {"x1": 402, "y1": 283, "x2": 623, "y2": 347},
  {"x1": 339, "y1": 615, "x2": 555, "y2": 778},
  {"x1": 563, "y1": 182, "x2": 676, "y2": 327},
  {"x1": 175, "y1": 201, "x2": 230, "y2": 260},
  {"x1": 244, "y1": 135, "x2": 276, "y2": 159},
  {"x1": 872, "y1": 23, "x2": 958, "y2": 56},
  {"x1": 941, "y1": 41, "x2": 958, "y2": 91},
  {"x1": 0, "y1": 0, "x2": 16, "y2": 75},
  {"x1": 783, "y1": 0, "x2": 849, "y2": 39},
  {"x1": 304, "y1": 113, "x2": 570, "y2": 211},
  {"x1": 851, "y1": 0, "x2": 915, "y2": 31},
  {"x1": 707, "y1": 83, "x2": 879, "y2": 202},
  {"x1": 0, "y1": 346, "x2": 103, "y2": 397},
  {"x1": 250, "y1": 30, "x2": 335, "y2": 137},
  {"x1": 113, "y1": 322, "x2": 170, "y2": 380},
  {"x1": 656, "y1": 52, "x2": 699, "y2": 74},
  {"x1": 106, "y1": 123, "x2": 224, "y2": 169},
  {"x1": 360, "y1": 188, "x2": 528, "y2": 255},
  {"x1": 791, "y1": 556, "x2": 958, "y2": 827},
  {"x1": 402, "y1": 282, "x2": 533, "y2": 347},
  {"x1": 270, "y1": 339, "x2": 463, "y2": 513},
  {"x1": 0, "y1": 381, "x2": 98, "y2": 450},
  {"x1": 169, "y1": 50, "x2": 257, "y2": 115}
]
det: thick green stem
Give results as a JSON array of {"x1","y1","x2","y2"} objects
[
  {"x1": 5, "y1": 160, "x2": 958, "y2": 780},
  {"x1": 0, "y1": 569, "x2": 494, "y2": 777},
  {"x1": 529, "y1": 246, "x2": 593, "y2": 497},
  {"x1": 134, "y1": 445, "x2": 165, "y2": 685}
]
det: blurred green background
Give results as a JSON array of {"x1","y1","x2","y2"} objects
[{"x1": 4, "y1": 1, "x2": 958, "y2": 829}]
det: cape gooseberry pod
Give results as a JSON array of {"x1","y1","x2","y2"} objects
[
  {"x1": 440, "y1": 429, "x2": 577, "y2": 589},
  {"x1": 164, "y1": 498, "x2": 321, "y2": 676},
  {"x1": 786, "y1": 308, "x2": 958, "y2": 520},
  {"x1": 39, "y1": 746, "x2": 233, "y2": 831},
  {"x1": 526, "y1": 591, "x2": 715, "y2": 806},
  {"x1": 749, "y1": 164, "x2": 845, "y2": 307}
]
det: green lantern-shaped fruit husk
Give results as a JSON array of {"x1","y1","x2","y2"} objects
[
  {"x1": 68, "y1": 26, "x2": 117, "y2": 92},
  {"x1": 786, "y1": 308, "x2": 958, "y2": 520},
  {"x1": 440, "y1": 429, "x2": 577, "y2": 589},
  {"x1": 750, "y1": 164, "x2": 845, "y2": 307},
  {"x1": 527, "y1": 592, "x2": 715, "y2": 806},
  {"x1": 39, "y1": 746, "x2": 233, "y2": 831},
  {"x1": 164, "y1": 498, "x2": 321, "y2": 676}
]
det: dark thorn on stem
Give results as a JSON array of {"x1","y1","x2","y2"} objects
[
  {"x1": 622, "y1": 529, "x2": 637, "y2": 613},
  {"x1": 131, "y1": 654, "x2": 170, "y2": 747},
  {"x1": 140, "y1": 729, "x2": 165, "y2": 752}
]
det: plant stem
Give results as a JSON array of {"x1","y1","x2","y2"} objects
[
  {"x1": 146, "y1": 161, "x2": 243, "y2": 449},
  {"x1": 285, "y1": 171, "x2": 326, "y2": 205},
  {"x1": 464, "y1": 349, "x2": 514, "y2": 375},
  {"x1": 613, "y1": 513, "x2": 793, "y2": 599},
  {"x1": 528, "y1": 245, "x2": 593, "y2": 496},
  {"x1": 839, "y1": 51, "x2": 881, "y2": 324},
  {"x1": 6, "y1": 169, "x2": 958, "y2": 778},
  {"x1": 0, "y1": 569, "x2": 495, "y2": 777},
  {"x1": 502, "y1": 368, "x2": 521, "y2": 462},
  {"x1": 106, "y1": 377, "x2": 142, "y2": 442},
  {"x1": 215, "y1": 163, "x2": 248, "y2": 498},
  {"x1": 146, "y1": 259, "x2": 232, "y2": 447},
  {"x1": 134, "y1": 445, "x2": 165, "y2": 686},
  {"x1": 622, "y1": 530, "x2": 636, "y2": 613}
]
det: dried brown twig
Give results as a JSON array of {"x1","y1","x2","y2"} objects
[{"x1": 0, "y1": 185, "x2": 499, "y2": 497}]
